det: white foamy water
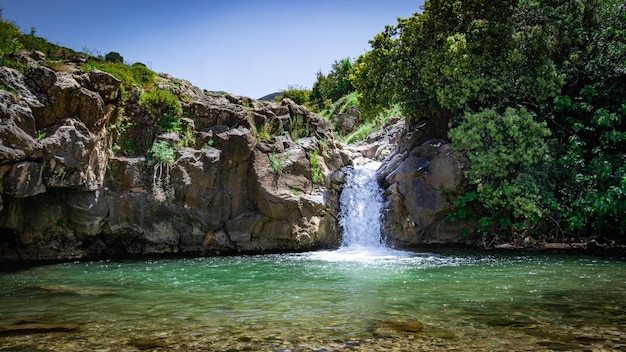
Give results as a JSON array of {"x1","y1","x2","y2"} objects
[{"x1": 339, "y1": 160, "x2": 385, "y2": 249}]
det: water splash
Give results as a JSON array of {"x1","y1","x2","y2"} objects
[{"x1": 339, "y1": 160, "x2": 385, "y2": 250}]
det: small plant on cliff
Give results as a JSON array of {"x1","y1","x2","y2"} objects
[
  {"x1": 308, "y1": 150, "x2": 324, "y2": 184},
  {"x1": 289, "y1": 114, "x2": 309, "y2": 141},
  {"x1": 257, "y1": 120, "x2": 275, "y2": 142},
  {"x1": 177, "y1": 124, "x2": 195, "y2": 148},
  {"x1": 269, "y1": 153, "x2": 284, "y2": 175},
  {"x1": 149, "y1": 141, "x2": 176, "y2": 167},
  {"x1": 0, "y1": 84, "x2": 17, "y2": 95},
  {"x1": 139, "y1": 89, "x2": 182, "y2": 118},
  {"x1": 36, "y1": 130, "x2": 46, "y2": 140},
  {"x1": 341, "y1": 120, "x2": 374, "y2": 144},
  {"x1": 159, "y1": 113, "x2": 182, "y2": 132}
]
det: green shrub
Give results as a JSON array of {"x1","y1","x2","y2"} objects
[
  {"x1": 310, "y1": 58, "x2": 355, "y2": 109},
  {"x1": 130, "y1": 63, "x2": 155, "y2": 86},
  {"x1": 0, "y1": 20, "x2": 23, "y2": 60},
  {"x1": 104, "y1": 51, "x2": 123, "y2": 63},
  {"x1": 149, "y1": 141, "x2": 176, "y2": 167},
  {"x1": 86, "y1": 61, "x2": 155, "y2": 90},
  {"x1": 308, "y1": 150, "x2": 324, "y2": 183},
  {"x1": 257, "y1": 120, "x2": 274, "y2": 142},
  {"x1": 320, "y1": 91, "x2": 360, "y2": 120},
  {"x1": 177, "y1": 124, "x2": 195, "y2": 147},
  {"x1": 159, "y1": 113, "x2": 182, "y2": 132},
  {"x1": 280, "y1": 87, "x2": 311, "y2": 106},
  {"x1": 139, "y1": 89, "x2": 182, "y2": 118},
  {"x1": 289, "y1": 114, "x2": 309, "y2": 141},
  {"x1": 269, "y1": 153, "x2": 284, "y2": 175},
  {"x1": 449, "y1": 107, "x2": 553, "y2": 233}
]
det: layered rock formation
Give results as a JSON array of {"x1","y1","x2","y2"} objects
[
  {"x1": 368, "y1": 119, "x2": 475, "y2": 247},
  {"x1": 0, "y1": 51, "x2": 349, "y2": 263},
  {"x1": 0, "y1": 50, "x2": 476, "y2": 264}
]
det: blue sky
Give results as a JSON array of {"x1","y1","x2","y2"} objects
[{"x1": 1, "y1": 1, "x2": 422, "y2": 99}]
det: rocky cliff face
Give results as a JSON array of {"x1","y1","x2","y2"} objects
[
  {"x1": 363, "y1": 118, "x2": 476, "y2": 248},
  {"x1": 0, "y1": 50, "x2": 475, "y2": 264},
  {"x1": 0, "y1": 51, "x2": 350, "y2": 263}
]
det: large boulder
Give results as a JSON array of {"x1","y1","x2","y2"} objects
[
  {"x1": 332, "y1": 106, "x2": 363, "y2": 135},
  {"x1": 378, "y1": 137, "x2": 473, "y2": 247}
]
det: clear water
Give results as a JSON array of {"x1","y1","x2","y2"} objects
[
  {"x1": 1, "y1": 251, "x2": 626, "y2": 351},
  {"x1": 2, "y1": 163, "x2": 625, "y2": 351}
]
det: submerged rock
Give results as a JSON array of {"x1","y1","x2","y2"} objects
[
  {"x1": 376, "y1": 320, "x2": 424, "y2": 333},
  {"x1": 0, "y1": 322, "x2": 80, "y2": 336}
]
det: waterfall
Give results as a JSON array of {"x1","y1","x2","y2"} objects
[{"x1": 339, "y1": 160, "x2": 385, "y2": 249}]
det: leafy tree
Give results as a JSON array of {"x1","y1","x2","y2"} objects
[
  {"x1": 105, "y1": 51, "x2": 124, "y2": 63},
  {"x1": 351, "y1": 28, "x2": 398, "y2": 119},
  {"x1": 310, "y1": 58, "x2": 355, "y2": 110},
  {"x1": 538, "y1": 0, "x2": 626, "y2": 238},
  {"x1": 353, "y1": 0, "x2": 563, "y2": 120},
  {"x1": 354, "y1": 0, "x2": 626, "y2": 242}
]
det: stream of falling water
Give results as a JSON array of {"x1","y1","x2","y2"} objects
[{"x1": 339, "y1": 160, "x2": 384, "y2": 249}]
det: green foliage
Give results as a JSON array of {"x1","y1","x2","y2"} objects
[
  {"x1": 448, "y1": 107, "x2": 554, "y2": 239},
  {"x1": 553, "y1": 92, "x2": 626, "y2": 235},
  {"x1": 149, "y1": 141, "x2": 176, "y2": 167},
  {"x1": 0, "y1": 19, "x2": 23, "y2": 60},
  {"x1": 36, "y1": 130, "x2": 46, "y2": 140},
  {"x1": 338, "y1": 102, "x2": 401, "y2": 143},
  {"x1": 108, "y1": 111, "x2": 135, "y2": 156},
  {"x1": 308, "y1": 150, "x2": 324, "y2": 184},
  {"x1": 88, "y1": 61, "x2": 155, "y2": 91},
  {"x1": 352, "y1": 0, "x2": 563, "y2": 120},
  {"x1": 104, "y1": 51, "x2": 124, "y2": 63},
  {"x1": 129, "y1": 63, "x2": 155, "y2": 86},
  {"x1": 139, "y1": 89, "x2": 182, "y2": 118},
  {"x1": 310, "y1": 58, "x2": 355, "y2": 110},
  {"x1": 319, "y1": 91, "x2": 360, "y2": 119},
  {"x1": 56, "y1": 217, "x2": 66, "y2": 228},
  {"x1": 257, "y1": 120, "x2": 274, "y2": 142},
  {"x1": 200, "y1": 138, "x2": 214, "y2": 153},
  {"x1": 177, "y1": 124, "x2": 195, "y2": 148},
  {"x1": 0, "y1": 84, "x2": 16, "y2": 95},
  {"x1": 449, "y1": 107, "x2": 552, "y2": 231},
  {"x1": 269, "y1": 153, "x2": 284, "y2": 175},
  {"x1": 159, "y1": 113, "x2": 181, "y2": 132},
  {"x1": 341, "y1": 120, "x2": 375, "y2": 144},
  {"x1": 279, "y1": 86, "x2": 311, "y2": 106},
  {"x1": 288, "y1": 114, "x2": 309, "y2": 141},
  {"x1": 352, "y1": 0, "x2": 626, "y2": 242}
]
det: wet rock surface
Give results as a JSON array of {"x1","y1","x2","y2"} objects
[
  {"x1": 378, "y1": 136, "x2": 473, "y2": 247},
  {"x1": 345, "y1": 116, "x2": 475, "y2": 248}
]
